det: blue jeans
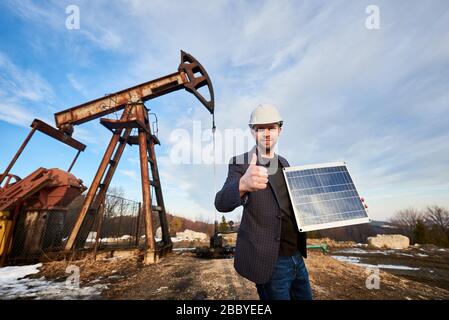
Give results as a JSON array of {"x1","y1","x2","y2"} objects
[{"x1": 256, "y1": 251, "x2": 313, "y2": 300}]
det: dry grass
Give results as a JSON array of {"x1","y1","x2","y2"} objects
[{"x1": 30, "y1": 242, "x2": 449, "y2": 300}]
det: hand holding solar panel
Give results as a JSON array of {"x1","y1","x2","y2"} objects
[
  {"x1": 239, "y1": 153, "x2": 269, "y2": 193},
  {"x1": 282, "y1": 162, "x2": 371, "y2": 232}
]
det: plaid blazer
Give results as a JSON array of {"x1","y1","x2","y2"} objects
[{"x1": 214, "y1": 147, "x2": 307, "y2": 284}]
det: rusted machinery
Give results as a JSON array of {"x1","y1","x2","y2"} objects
[
  {"x1": 196, "y1": 221, "x2": 236, "y2": 259},
  {"x1": 0, "y1": 51, "x2": 214, "y2": 265},
  {"x1": 0, "y1": 168, "x2": 86, "y2": 265},
  {"x1": 0, "y1": 120, "x2": 88, "y2": 265}
]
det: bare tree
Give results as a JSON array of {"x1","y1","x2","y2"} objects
[
  {"x1": 104, "y1": 187, "x2": 125, "y2": 217},
  {"x1": 389, "y1": 207, "x2": 423, "y2": 242},
  {"x1": 424, "y1": 205, "x2": 449, "y2": 233},
  {"x1": 390, "y1": 208, "x2": 422, "y2": 228}
]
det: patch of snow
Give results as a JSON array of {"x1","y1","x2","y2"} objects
[
  {"x1": 333, "y1": 248, "x2": 367, "y2": 255},
  {"x1": 397, "y1": 253, "x2": 414, "y2": 257},
  {"x1": 331, "y1": 255, "x2": 362, "y2": 264},
  {"x1": 334, "y1": 248, "x2": 393, "y2": 255},
  {"x1": 85, "y1": 232, "x2": 98, "y2": 243},
  {"x1": 376, "y1": 264, "x2": 420, "y2": 271},
  {"x1": 0, "y1": 263, "x2": 42, "y2": 282},
  {"x1": 172, "y1": 247, "x2": 196, "y2": 252},
  {"x1": 0, "y1": 263, "x2": 106, "y2": 300},
  {"x1": 354, "y1": 243, "x2": 367, "y2": 248},
  {"x1": 331, "y1": 255, "x2": 420, "y2": 271},
  {"x1": 416, "y1": 253, "x2": 429, "y2": 257}
]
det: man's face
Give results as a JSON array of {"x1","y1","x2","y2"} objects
[{"x1": 251, "y1": 123, "x2": 282, "y2": 152}]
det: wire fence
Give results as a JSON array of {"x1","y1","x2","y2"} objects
[
  {"x1": 87, "y1": 194, "x2": 144, "y2": 250},
  {"x1": 6, "y1": 193, "x2": 146, "y2": 264}
]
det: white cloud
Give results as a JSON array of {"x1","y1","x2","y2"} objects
[
  {"x1": 127, "y1": 157, "x2": 139, "y2": 165},
  {"x1": 0, "y1": 101, "x2": 34, "y2": 127},
  {"x1": 0, "y1": 52, "x2": 55, "y2": 127},
  {"x1": 2, "y1": 0, "x2": 449, "y2": 221},
  {"x1": 135, "y1": 1, "x2": 449, "y2": 220},
  {"x1": 66, "y1": 73, "x2": 88, "y2": 97},
  {"x1": 0, "y1": 52, "x2": 54, "y2": 102},
  {"x1": 5, "y1": 0, "x2": 123, "y2": 50},
  {"x1": 119, "y1": 169, "x2": 139, "y2": 182}
]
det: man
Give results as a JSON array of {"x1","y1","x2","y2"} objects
[{"x1": 214, "y1": 104, "x2": 312, "y2": 300}]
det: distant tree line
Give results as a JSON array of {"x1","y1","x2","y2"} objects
[
  {"x1": 389, "y1": 206, "x2": 449, "y2": 247},
  {"x1": 307, "y1": 205, "x2": 449, "y2": 248}
]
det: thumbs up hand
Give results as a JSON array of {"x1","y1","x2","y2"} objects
[{"x1": 239, "y1": 153, "x2": 269, "y2": 194}]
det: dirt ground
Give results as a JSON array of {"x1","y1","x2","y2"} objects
[
  {"x1": 32, "y1": 247, "x2": 449, "y2": 300},
  {"x1": 307, "y1": 250, "x2": 449, "y2": 300}
]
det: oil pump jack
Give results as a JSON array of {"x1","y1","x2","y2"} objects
[{"x1": 0, "y1": 51, "x2": 214, "y2": 265}]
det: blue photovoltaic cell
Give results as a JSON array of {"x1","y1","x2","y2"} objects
[{"x1": 284, "y1": 165, "x2": 368, "y2": 229}]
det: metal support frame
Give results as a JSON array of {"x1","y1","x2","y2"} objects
[
  {"x1": 64, "y1": 106, "x2": 134, "y2": 251},
  {"x1": 0, "y1": 119, "x2": 86, "y2": 187},
  {"x1": 0, "y1": 128, "x2": 36, "y2": 187},
  {"x1": 64, "y1": 102, "x2": 173, "y2": 262}
]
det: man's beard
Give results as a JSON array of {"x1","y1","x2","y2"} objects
[
  {"x1": 256, "y1": 137, "x2": 273, "y2": 154},
  {"x1": 263, "y1": 145, "x2": 271, "y2": 153}
]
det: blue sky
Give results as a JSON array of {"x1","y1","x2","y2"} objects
[{"x1": 0, "y1": 0, "x2": 448, "y2": 223}]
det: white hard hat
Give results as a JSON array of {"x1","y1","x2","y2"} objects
[{"x1": 248, "y1": 104, "x2": 283, "y2": 128}]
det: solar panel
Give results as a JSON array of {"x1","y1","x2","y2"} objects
[{"x1": 282, "y1": 162, "x2": 370, "y2": 232}]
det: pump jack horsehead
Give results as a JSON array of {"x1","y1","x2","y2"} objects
[{"x1": 0, "y1": 51, "x2": 215, "y2": 265}]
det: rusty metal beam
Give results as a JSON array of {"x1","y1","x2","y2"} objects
[
  {"x1": 127, "y1": 135, "x2": 160, "y2": 146},
  {"x1": 136, "y1": 104, "x2": 156, "y2": 252},
  {"x1": 100, "y1": 118, "x2": 149, "y2": 133},
  {"x1": 0, "y1": 127, "x2": 36, "y2": 187},
  {"x1": 0, "y1": 119, "x2": 85, "y2": 187},
  {"x1": 55, "y1": 72, "x2": 187, "y2": 131},
  {"x1": 74, "y1": 125, "x2": 132, "y2": 250},
  {"x1": 148, "y1": 135, "x2": 171, "y2": 246},
  {"x1": 32, "y1": 119, "x2": 86, "y2": 151},
  {"x1": 64, "y1": 107, "x2": 133, "y2": 252},
  {"x1": 67, "y1": 150, "x2": 82, "y2": 173},
  {"x1": 92, "y1": 127, "x2": 132, "y2": 210},
  {"x1": 54, "y1": 51, "x2": 215, "y2": 135}
]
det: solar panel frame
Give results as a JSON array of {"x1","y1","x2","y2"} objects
[{"x1": 282, "y1": 161, "x2": 371, "y2": 232}]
